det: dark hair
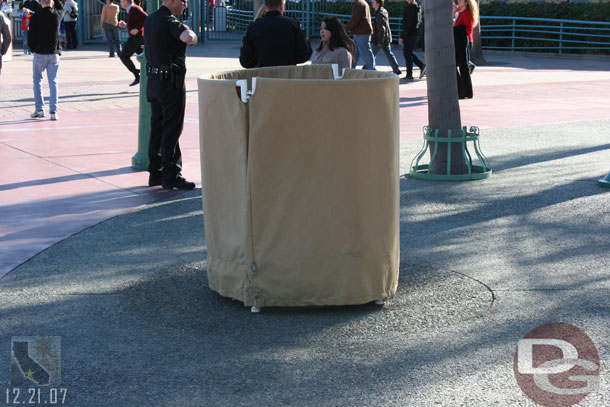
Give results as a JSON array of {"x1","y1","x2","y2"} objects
[
  {"x1": 264, "y1": 0, "x2": 283, "y2": 10},
  {"x1": 374, "y1": 0, "x2": 384, "y2": 7},
  {"x1": 317, "y1": 17, "x2": 355, "y2": 58}
]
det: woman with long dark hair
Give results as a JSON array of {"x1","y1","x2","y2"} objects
[{"x1": 311, "y1": 17, "x2": 355, "y2": 73}]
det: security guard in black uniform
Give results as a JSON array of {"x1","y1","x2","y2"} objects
[
  {"x1": 239, "y1": 0, "x2": 312, "y2": 68},
  {"x1": 144, "y1": 0, "x2": 197, "y2": 190}
]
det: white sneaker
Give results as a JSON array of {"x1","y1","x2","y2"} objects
[
  {"x1": 50, "y1": 112, "x2": 58, "y2": 121},
  {"x1": 31, "y1": 110, "x2": 45, "y2": 118}
]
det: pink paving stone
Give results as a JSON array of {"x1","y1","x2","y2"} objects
[
  {"x1": 2, "y1": 49, "x2": 610, "y2": 278},
  {"x1": 0, "y1": 105, "x2": 201, "y2": 277},
  {"x1": 398, "y1": 78, "x2": 610, "y2": 141}
]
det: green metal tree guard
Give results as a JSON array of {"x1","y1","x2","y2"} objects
[
  {"x1": 131, "y1": 52, "x2": 150, "y2": 170},
  {"x1": 598, "y1": 170, "x2": 610, "y2": 188},
  {"x1": 410, "y1": 126, "x2": 492, "y2": 181},
  {"x1": 131, "y1": 0, "x2": 163, "y2": 170}
]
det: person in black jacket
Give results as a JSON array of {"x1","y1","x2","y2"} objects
[
  {"x1": 28, "y1": 0, "x2": 64, "y2": 120},
  {"x1": 239, "y1": 0, "x2": 311, "y2": 68},
  {"x1": 144, "y1": 0, "x2": 198, "y2": 190},
  {"x1": 398, "y1": 0, "x2": 425, "y2": 80}
]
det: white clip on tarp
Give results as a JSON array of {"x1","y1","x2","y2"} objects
[
  {"x1": 331, "y1": 64, "x2": 345, "y2": 80},
  {"x1": 236, "y1": 77, "x2": 258, "y2": 103}
]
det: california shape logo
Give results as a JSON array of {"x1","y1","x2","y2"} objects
[{"x1": 11, "y1": 336, "x2": 62, "y2": 386}]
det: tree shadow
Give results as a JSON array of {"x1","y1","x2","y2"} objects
[
  {"x1": 400, "y1": 96, "x2": 427, "y2": 108},
  {"x1": 0, "y1": 167, "x2": 139, "y2": 191},
  {"x1": 0, "y1": 182, "x2": 607, "y2": 405},
  {"x1": 491, "y1": 143, "x2": 610, "y2": 172}
]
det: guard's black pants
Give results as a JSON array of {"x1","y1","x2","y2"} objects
[
  {"x1": 120, "y1": 36, "x2": 144, "y2": 77},
  {"x1": 147, "y1": 75, "x2": 185, "y2": 180}
]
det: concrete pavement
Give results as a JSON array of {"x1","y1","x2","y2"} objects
[{"x1": 1, "y1": 42, "x2": 609, "y2": 406}]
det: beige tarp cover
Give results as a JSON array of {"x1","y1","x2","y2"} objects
[{"x1": 197, "y1": 65, "x2": 399, "y2": 307}]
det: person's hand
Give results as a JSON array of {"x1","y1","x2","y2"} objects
[
  {"x1": 129, "y1": 28, "x2": 138, "y2": 35},
  {"x1": 398, "y1": 38, "x2": 403, "y2": 46},
  {"x1": 118, "y1": 20, "x2": 125, "y2": 29}
]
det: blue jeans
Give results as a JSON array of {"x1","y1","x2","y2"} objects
[
  {"x1": 23, "y1": 30, "x2": 29, "y2": 53},
  {"x1": 103, "y1": 23, "x2": 121, "y2": 56},
  {"x1": 33, "y1": 53, "x2": 60, "y2": 113},
  {"x1": 372, "y1": 43, "x2": 401, "y2": 74},
  {"x1": 352, "y1": 34, "x2": 376, "y2": 70}
]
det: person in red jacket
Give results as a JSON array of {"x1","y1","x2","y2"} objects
[
  {"x1": 21, "y1": 8, "x2": 33, "y2": 54},
  {"x1": 453, "y1": 0, "x2": 477, "y2": 99},
  {"x1": 118, "y1": 0, "x2": 147, "y2": 86}
]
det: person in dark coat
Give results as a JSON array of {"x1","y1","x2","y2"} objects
[
  {"x1": 371, "y1": 0, "x2": 400, "y2": 75},
  {"x1": 143, "y1": 0, "x2": 197, "y2": 190},
  {"x1": 398, "y1": 0, "x2": 425, "y2": 80},
  {"x1": 239, "y1": 0, "x2": 311, "y2": 68}
]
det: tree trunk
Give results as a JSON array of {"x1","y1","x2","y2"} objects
[
  {"x1": 424, "y1": 0, "x2": 466, "y2": 174},
  {"x1": 470, "y1": 0, "x2": 486, "y2": 65}
]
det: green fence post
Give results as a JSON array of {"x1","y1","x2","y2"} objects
[
  {"x1": 510, "y1": 20, "x2": 517, "y2": 52},
  {"x1": 559, "y1": 21, "x2": 563, "y2": 54},
  {"x1": 131, "y1": 52, "x2": 150, "y2": 170},
  {"x1": 147, "y1": 0, "x2": 160, "y2": 13}
]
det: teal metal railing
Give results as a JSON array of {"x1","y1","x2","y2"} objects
[
  {"x1": 480, "y1": 16, "x2": 610, "y2": 54},
  {"x1": 20, "y1": 0, "x2": 606, "y2": 55},
  {"x1": 84, "y1": 0, "x2": 130, "y2": 43},
  {"x1": 218, "y1": 8, "x2": 610, "y2": 55}
]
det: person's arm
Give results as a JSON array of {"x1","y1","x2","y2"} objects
[
  {"x1": 27, "y1": 14, "x2": 37, "y2": 51},
  {"x1": 338, "y1": 48, "x2": 351, "y2": 72},
  {"x1": 179, "y1": 28, "x2": 197, "y2": 46},
  {"x1": 401, "y1": 7, "x2": 412, "y2": 41},
  {"x1": 132, "y1": 7, "x2": 147, "y2": 35},
  {"x1": 1, "y1": 16, "x2": 12, "y2": 56},
  {"x1": 239, "y1": 28, "x2": 258, "y2": 68},
  {"x1": 128, "y1": 8, "x2": 144, "y2": 35},
  {"x1": 100, "y1": 6, "x2": 106, "y2": 27},
  {"x1": 377, "y1": 11, "x2": 387, "y2": 45},
  {"x1": 294, "y1": 23, "x2": 312, "y2": 64},
  {"x1": 345, "y1": 2, "x2": 363, "y2": 32},
  {"x1": 168, "y1": 16, "x2": 196, "y2": 46},
  {"x1": 54, "y1": 0, "x2": 64, "y2": 13},
  {"x1": 463, "y1": 11, "x2": 474, "y2": 38}
]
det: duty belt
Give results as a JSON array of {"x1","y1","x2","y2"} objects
[{"x1": 146, "y1": 65, "x2": 170, "y2": 79}]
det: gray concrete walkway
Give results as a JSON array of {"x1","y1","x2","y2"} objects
[
  {"x1": 1, "y1": 118, "x2": 609, "y2": 406},
  {"x1": 1, "y1": 43, "x2": 609, "y2": 406}
]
